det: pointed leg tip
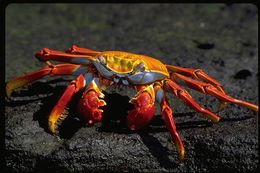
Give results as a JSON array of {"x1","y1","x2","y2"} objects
[
  {"x1": 212, "y1": 116, "x2": 220, "y2": 123},
  {"x1": 48, "y1": 122, "x2": 56, "y2": 135},
  {"x1": 6, "y1": 85, "x2": 14, "y2": 98},
  {"x1": 180, "y1": 152, "x2": 185, "y2": 161},
  {"x1": 176, "y1": 144, "x2": 185, "y2": 160},
  {"x1": 235, "y1": 99, "x2": 259, "y2": 112},
  {"x1": 6, "y1": 82, "x2": 15, "y2": 98},
  {"x1": 251, "y1": 105, "x2": 259, "y2": 112},
  {"x1": 48, "y1": 109, "x2": 68, "y2": 135}
]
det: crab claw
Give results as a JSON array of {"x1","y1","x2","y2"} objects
[
  {"x1": 77, "y1": 80, "x2": 106, "y2": 125},
  {"x1": 127, "y1": 85, "x2": 155, "y2": 130}
]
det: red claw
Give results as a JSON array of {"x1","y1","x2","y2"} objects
[
  {"x1": 77, "y1": 90, "x2": 106, "y2": 125},
  {"x1": 127, "y1": 86, "x2": 155, "y2": 130}
]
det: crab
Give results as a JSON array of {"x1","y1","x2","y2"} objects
[{"x1": 6, "y1": 45, "x2": 258, "y2": 160}]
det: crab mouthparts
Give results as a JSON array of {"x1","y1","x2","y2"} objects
[{"x1": 111, "y1": 75, "x2": 130, "y2": 86}]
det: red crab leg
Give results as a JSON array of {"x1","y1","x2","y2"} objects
[
  {"x1": 35, "y1": 48, "x2": 96, "y2": 64},
  {"x1": 49, "y1": 74, "x2": 86, "y2": 134},
  {"x1": 77, "y1": 79, "x2": 106, "y2": 126},
  {"x1": 6, "y1": 64, "x2": 81, "y2": 97},
  {"x1": 165, "y1": 79, "x2": 220, "y2": 123},
  {"x1": 166, "y1": 65, "x2": 224, "y2": 92},
  {"x1": 161, "y1": 95, "x2": 184, "y2": 160},
  {"x1": 126, "y1": 85, "x2": 155, "y2": 130},
  {"x1": 153, "y1": 83, "x2": 185, "y2": 160},
  {"x1": 173, "y1": 73, "x2": 259, "y2": 112},
  {"x1": 166, "y1": 65, "x2": 227, "y2": 109},
  {"x1": 65, "y1": 45, "x2": 101, "y2": 56}
]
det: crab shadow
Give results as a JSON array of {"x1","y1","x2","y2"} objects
[
  {"x1": 31, "y1": 80, "x2": 85, "y2": 138},
  {"x1": 5, "y1": 78, "x2": 85, "y2": 138},
  {"x1": 97, "y1": 93, "x2": 216, "y2": 168},
  {"x1": 5, "y1": 78, "x2": 73, "y2": 106}
]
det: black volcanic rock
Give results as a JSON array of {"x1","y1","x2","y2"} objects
[{"x1": 5, "y1": 4, "x2": 258, "y2": 172}]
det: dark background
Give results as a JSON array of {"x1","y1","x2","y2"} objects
[{"x1": 5, "y1": 3, "x2": 258, "y2": 172}]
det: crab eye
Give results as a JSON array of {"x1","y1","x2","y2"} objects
[
  {"x1": 136, "y1": 62, "x2": 145, "y2": 72},
  {"x1": 98, "y1": 55, "x2": 106, "y2": 64}
]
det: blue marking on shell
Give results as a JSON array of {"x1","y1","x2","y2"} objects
[
  {"x1": 93, "y1": 61, "x2": 114, "y2": 78},
  {"x1": 93, "y1": 78, "x2": 100, "y2": 87},
  {"x1": 128, "y1": 71, "x2": 167, "y2": 84},
  {"x1": 72, "y1": 66, "x2": 86, "y2": 76},
  {"x1": 71, "y1": 58, "x2": 90, "y2": 65},
  {"x1": 92, "y1": 60, "x2": 166, "y2": 85},
  {"x1": 84, "y1": 73, "x2": 93, "y2": 86},
  {"x1": 128, "y1": 72, "x2": 144, "y2": 84},
  {"x1": 155, "y1": 88, "x2": 164, "y2": 103},
  {"x1": 143, "y1": 72, "x2": 166, "y2": 83},
  {"x1": 136, "y1": 62, "x2": 145, "y2": 72}
]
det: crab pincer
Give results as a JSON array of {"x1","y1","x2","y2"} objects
[
  {"x1": 127, "y1": 85, "x2": 155, "y2": 131},
  {"x1": 77, "y1": 80, "x2": 106, "y2": 126}
]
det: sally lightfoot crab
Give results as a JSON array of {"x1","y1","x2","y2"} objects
[{"x1": 6, "y1": 45, "x2": 258, "y2": 160}]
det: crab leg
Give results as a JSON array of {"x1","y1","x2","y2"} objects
[
  {"x1": 65, "y1": 45, "x2": 101, "y2": 56},
  {"x1": 49, "y1": 74, "x2": 86, "y2": 134},
  {"x1": 165, "y1": 79, "x2": 220, "y2": 123},
  {"x1": 166, "y1": 65, "x2": 227, "y2": 109},
  {"x1": 126, "y1": 85, "x2": 155, "y2": 130},
  {"x1": 77, "y1": 78, "x2": 106, "y2": 126},
  {"x1": 166, "y1": 65, "x2": 224, "y2": 92},
  {"x1": 173, "y1": 73, "x2": 258, "y2": 112},
  {"x1": 6, "y1": 64, "x2": 83, "y2": 97},
  {"x1": 154, "y1": 84, "x2": 184, "y2": 160},
  {"x1": 35, "y1": 48, "x2": 96, "y2": 64}
]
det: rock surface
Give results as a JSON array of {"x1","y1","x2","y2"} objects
[{"x1": 5, "y1": 4, "x2": 258, "y2": 172}]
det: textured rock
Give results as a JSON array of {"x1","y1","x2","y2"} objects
[{"x1": 5, "y1": 4, "x2": 258, "y2": 172}]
